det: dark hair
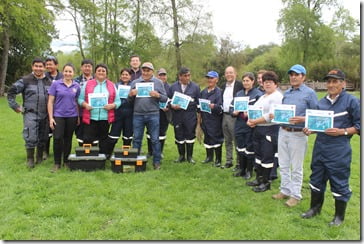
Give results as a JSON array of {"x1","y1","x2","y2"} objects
[
  {"x1": 242, "y1": 72, "x2": 255, "y2": 81},
  {"x1": 262, "y1": 71, "x2": 279, "y2": 84},
  {"x1": 257, "y1": 70, "x2": 267, "y2": 76},
  {"x1": 32, "y1": 57, "x2": 45, "y2": 66},
  {"x1": 178, "y1": 67, "x2": 190, "y2": 75},
  {"x1": 81, "y1": 59, "x2": 93, "y2": 66},
  {"x1": 45, "y1": 55, "x2": 58, "y2": 65},
  {"x1": 120, "y1": 68, "x2": 132, "y2": 75},
  {"x1": 95, "y1": 63, "x2": 108, "y2": 74},
  {"x1": 130, "y1": 55, "x2": 140, "y2": 61},
  {"x1": 63, "y1": 63, "x2": 75, "y2": 72}
]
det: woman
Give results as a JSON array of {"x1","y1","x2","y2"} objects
[
  {"x1": 78, "y1": 64, "x2": 121, "y2": 155},
  {"x1": 199, "y1": 71, "x2": 224, "y2": 167},
  {"x1": 105, "y1": 68, "x2": 134, "y2": 158},
  {"x1": 48, "y1": 63, "x2": 80, "y2": 172},
  {"x1": 230, "y1": 72, "x2": 263, "y2": 179},
  {"x1": 246, "y1": 71, "x2": 283, "y2": 192}
]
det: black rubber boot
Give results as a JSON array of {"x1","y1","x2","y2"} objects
[
  {"x1": 301, "y1": 190, "x2": 325, "y2": 219},
  {"x1": 329, "y1": 200, "x2": 347, "y2": 226},
  {"x1": 43, "y1": 137, "x2": 50, "y2": 160},
  {"x1": 253, "y1": 167, "x2": 271, "y2": 192},
  {"x1": 160, "y1": 139, "x2": 165, "y2": 158},
  {"x1": 26, "y1": 148, "x2": 35, "y2": 168},
  {"x1": 147, "y1": 137, "x2": 153, "y2": 158},
  {"x1": 186, "y1": 143, "x2": 195, "y2": 164},
  {"x1": 202, "y1": 148, "x2": 214, "y2": 163},
  {"x1": 247, "y1": 165, "x2": 263, "y2": 186},
  {"x1": 105, "y1": 137, "x2": 118, "y2": 159},
  {"x1": 245, "y1": 158, "x2": 254, "y2": 180},
  {"x1": 35, "y1": 146, "x2": 44, "y2": 164},
  {"x1": 174, "y1": 143, "x2": 186, "y2": 163},
  {"x1": 214, "y1": 146, "x2": 222, "y2": 167},
  {"x1": 233, "y1": 153, "x2": 245, "y2": 177}
]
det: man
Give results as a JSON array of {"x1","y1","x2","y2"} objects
[
  {"x1": 221, "y1": 66, "x2": 243, "y2": 169},
  {"x1": 146, "y1": 68, "x2": 171, "y2": 158},
  {"x1": 130, "y1": 55, "x2": 142, "y2": 81},
  {"x1": 301, "y1": 69, "x2": 360, "y2": 226},
  {"x1": 272, "y1": 64, "x2": 318, "y2": 207},
  {"x1": 256, "y1": 70, "x2": 266, "y2": 93},
  {"x1": 169, "y1": 67, "x2": 200, "y2": 163},
  {"x1": 7, "y1": 57, "x2": 52, "y2": 168},
  {"x1": 129, "y1": 62, "x2": 168, "y2": 170},
  {"x1": 74, "y1": 59, "x2": 94, "y2": 146}
]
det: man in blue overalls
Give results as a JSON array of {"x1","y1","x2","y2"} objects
[{"x1": 301, "y1": 69, "x2": 360, "y2": 226}]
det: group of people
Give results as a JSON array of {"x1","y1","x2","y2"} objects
[{"x1": 7, "y1": 55, "x2": 360, "y2": 227}]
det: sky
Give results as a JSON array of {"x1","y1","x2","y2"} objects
[{"x1": 51, "y1": 0, "x2": 361, "y2": 52}]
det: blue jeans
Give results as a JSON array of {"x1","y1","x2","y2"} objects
[{"x1": 133, "y1": 114, "x2": 161, "y2": 164}]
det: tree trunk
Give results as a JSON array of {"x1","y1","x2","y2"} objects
[
  {"x1": 0, "y1": 30, "x2": 10, "y2": 97},
  {"x1": 171, "y1": 0, "x2": 182, "y2": 70},
  {"x1": 134, "y1": 0, "x2": 140, "y2": 47}
]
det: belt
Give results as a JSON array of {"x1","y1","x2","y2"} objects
[{"x1": 281, "y1": 126, "x2": 302, "y2": 132}]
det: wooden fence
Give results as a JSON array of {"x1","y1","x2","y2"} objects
[{"x1": 280, "y1": 81, "x2": 357, "y2": 91}]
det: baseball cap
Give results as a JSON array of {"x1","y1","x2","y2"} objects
[
  {"x1": 324, "y1": 69, "x2": 345, "y2": 80},
  {"x1": 141, "y1": 62, "x2": 154, "y2": 70},
  {"x1": 205, "y1": 71, "x2": 219, "y2": 78},
  {"x1": 158, "y1": 68, "x2": 167, "y2": 75},
  {"x1": 287, "y1": 64, "x2": 306, "y2": 75}
]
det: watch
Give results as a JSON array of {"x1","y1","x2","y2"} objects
[{"x1": 344, "y1": 128, "x2": 348, "y2": 136}]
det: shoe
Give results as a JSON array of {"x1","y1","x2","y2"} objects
[
  {"x1": 232, "y1": 165, "x2": 240, "y2": 172},
  {"x1": 272, "y1": 192, "x2": 289, "y2": 200},
  {"x1": 252, "y1": 182, "x2": 271, "y2": 192},
  {"x1": 51, "y1": 164, "x2": 61, "y2": 173},
  {"x1": 42, "y1": 151, "x2": 48, "y2": 161},
  {"x1": 153, "y1": 163, "x2": 161, "y2": 170},
  {"x1": 233, "y1": 170, "x2": 243, "y2": 177},
  {"x1": 174, "y1": 155, "x2": 185, "y2": 163},
  {"x1": 215, "y1": 162, "x2": 221, "y2": 167},
  {"x1": 285, "y1": 197, "x2": 300, "y2": 207},
  {"x1": 224, "y1": 163, "x2": 233, "y2": 168},
  {"x1": 246, "y1": 178, "x2": 260, "y2": 186},
  {"x1": 243, "y1": 171, "x2": 252, "y2": 180},
  {"x1": 161, "y1": 153, "x2": 164, "y2": 159}
]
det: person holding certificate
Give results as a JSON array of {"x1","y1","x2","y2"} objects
[
  {"x1": 271, "y1": 64, "x2": 318, "y2": 207},
  {"x1": 169, "y1": 67, "x2": 201, "y2": 164},
  {"x1": 48, "y1": 63, "x2": 80, "y2": 172},
  {"x1": 129, "y1": 62, "x2": 168, "y2": 170},
  {"x1": 78, "y1": 63, "x2": 121, "y2": 155},
  {"x1": 230, "y1": 72, "x2": 263, "y2": 179},
  {"x1": 301, "y1": 69, "x2": 360, "y2": 226},
  {"x1": 246, "y1": 71, "x2": 283, "y2": 192},
  {"x1": 104, "y1": 68, "x2": 134, "y2": 158},
  {"x1": 199, "y1": 71, "x2": 224, "y2": 166}
]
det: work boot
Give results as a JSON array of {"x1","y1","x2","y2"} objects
[
  {"x1": 26, "y1": 148, "x2": 35, "y2": 168},
  {"x1": 247, "y1": 165, "x2": 262, "y2": 186},
  {"x1": 329, "y1": 200, "x2": 347, "y2": 226},
  {"x1": 36, "y1": 146, "x2": 44, "y2": 164},
  {"x1": 160, "y1": 139, "x2": 165, "y2": 159},
  {"x1": 123, "y1": 138, "x2": 132, "y2": 146},
  {"x1": 245, "y1": 157, "x2": 254, "y2": 180},
  {"x1": 105, "y1": 137, "x2": 118, "y2": 159},
  {"x1": 43, "y1": 137, "x2": 50, "y2": 160},
  {"x1": 147, "y1": 137, "x2": 153, "y2": 158},
  {"x1": 301, "y1": 190, "x2": 325, "y2": 219},
  {"x1": 253, "y1": 167, "x2": 271, "y2": 192},
  {"x1": 202, "y1": 148, "x2": 214, "y2": 164},
  {"x1": 214, "y1": 146, "x2": 222, "y2": 167},
  {"x1": 186, "y1": 143, "x2": 195, "y2": 164},
  {"x1": 174, "y1": 143, "x2": 186, "y2": 163},
  {"x1": 233, "y1": 154, "x2": 244, "y2": 177}
]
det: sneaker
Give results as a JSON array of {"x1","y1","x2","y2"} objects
[
  {"x1": 285, "y1": 197, "x2": 300, "y2": 207},
  {"x1": 153, "y1": 163, "x2": 161, "y2": 170},
  {"x1": 272, "y1": 192, "x2": 289, "y2": 200}
]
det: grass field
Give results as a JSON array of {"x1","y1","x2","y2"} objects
[{"x1": 0, "y1": 91, "x2": 360, "y2": 240}]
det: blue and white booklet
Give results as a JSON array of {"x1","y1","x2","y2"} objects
[
  {"x1": 118, "y1": 85, "x2": 131, "y2": 99},
  {"x1": 159, "y1": 98, "x2": 170, "y2": 109},
  {"x1": 89, "y1": 93, "x2": 108, "y2": 108},
  {"x1": 305, "y1": 109, "x2": 334, "y2": 132},
  {"x1": 199, "y1": 99, "x2": 211, "y2": 113},
  {"x1": 233, "y1": 96, "x2": 249, "y2": 112},
  {"x1": 247, "y1": 105, "x2": 263, "y2": 120},
  {"x1": 271, "y1": 104, "x2": 296, "y2": 124},
  {"x1": 171, "y1": 91, "x2": 191, "y2": 110},
  {"x1": 136, "y1": 82, "x2": 154, "y2": 97}
]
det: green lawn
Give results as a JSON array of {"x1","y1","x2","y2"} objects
[{"x1": 0, "y1": 92, "x2": 360, "y2": 240}]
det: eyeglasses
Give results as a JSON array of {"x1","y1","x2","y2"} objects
[{"x1": 263, "y1": 80, "x2": 275, "y2": 84}]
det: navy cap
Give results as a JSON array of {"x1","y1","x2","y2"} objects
[
  {"x1": 288, "y1": 64, "x2": 306, "y2": 75},
  {"x1": 205, "y1": 71, "x2": 219, "y2": 78},
  {"x1": 324, "y1": 69, "x2": 345, "y2": 80}
]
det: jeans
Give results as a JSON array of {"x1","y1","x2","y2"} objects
[{"x1": 133, "y1": 114, "x2": 161, "y2": 164}]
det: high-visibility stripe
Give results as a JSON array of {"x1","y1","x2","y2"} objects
[
  {"x1": 236, "y1": 147, "x2": 246, "y2": 152},
  {"x1": 175, "y1": 139, "x2": 185, "y2": 144},
  {"x1": 245, "y1": 149, "x2": 254, "y2": 155},
  {"x1": 249, "y1": 98, "x2": 256, "y2": 103},
  {"x1": 93, "y1": 140, "x2": 99, "y2": 144},
  {"x1": 255, "y1": 158, "x2": 262, "y2": 165},
  {"x1": 185, "y1": 139, "x2": 195, "y2": 144},
  {"x1": 309, "y1": 183, "x2": 321, "y2": 192},
  {"x1": 204, "y1": 143, "x2": 221, "y2": 149},
  {"x1": 274, "y1": 153, "x2": 278, "y2": 158},
  {"x1": 331, "y1": 192, "x2": 342, "y2": 197},
  {"x1": 76, "y1": 139, "x2": 84, "y2": 143},
  {"x1": 159, "y1": 135, "x2": 167, "y2": 140},
  {"x1": 48, "y1": 133, "x2": 53, "y2": 137},
  {"x1": 122, "y1": 136, "x2": 133, "y2": 140},
  {"x1": 146, "y1": 134, "x2": 151, "y2": 139},
  {"x1": 261, "y1": 162, "x2": 274, "y2": 168},
  {"x1": 334, "y1": 111, "x2": 348, "y2": 117},
  {"x1": 108, "y1": 135, "x2": 119, "y2": 139}
]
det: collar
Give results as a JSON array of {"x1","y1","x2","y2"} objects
[
  {"x1": 326, "y1": 93, "x2": 341, "y2": 104},
  {"x1": 226, "y1": 80, "x2": 235, "y2": 87},
  {"x1": 290, "y1": 83, "x2": 304, "y2": 91}
]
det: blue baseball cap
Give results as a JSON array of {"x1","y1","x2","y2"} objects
[
  {"x1": 288, "y1": 64, "x2": 306, "y2": 75},
  {"x1": 205, "y1": 71, "x2": 219, "y2": 78}
]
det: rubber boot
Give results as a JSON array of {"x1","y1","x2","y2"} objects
[
  {"x1": 123, "y1": 138, "x2": 132, "y2": 146},
  {"x1": 202, "y1": 148, "x2": 214, "y2": 164},
  {"x1": 43, "y1": 136, "x2": 50, "y2": 160},
  {"x1": 253, "y1": 167, "x2": 271, "y2": 192},
  {"x1": 245, "y1": 157, "x2": 254, "y2": 180},
  {"x1": 247, "y1": 165, "x2": 263, "y2": 186},
  {"x1": 233, "y1": 153, "x2": 245, "y2": 177},
  {"x1": 147, "y1": 137, "x2": 153, "y2": 158},
  {"x1": 174, "y1": 143, "x2": 186, "y2": 163},
  {"x1": 214, "y1": 146, "x2": 222, "y2": 167},
  {"x1": 105, "y1": 137, "x2": 118, "y2": 159},
  {"x1": 26, "y1": 148, "x2": 35, "y2": 168},
  {"x1": 301, "y1": 190, "x2": 325, "y2": 219},
  {"x1": 36, "y1": 146, "x2": 44, "y2": 164},
  {"x1": 160, "y1": 139, "x2": 165, "y2": 159},
  {"x1": 329, "y1": 200, "x2": 347, "y2": 226},
  {"x1": 186, "y1": 143, "x2": 195, "y2": 164}
]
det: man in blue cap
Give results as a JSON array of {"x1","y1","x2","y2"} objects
[
  {"x1": 272, "y1": 64, "x2": 318, "y2": 207},
  {"x1": 199, "y1": 71, "x2": 224, "y2": 166}
]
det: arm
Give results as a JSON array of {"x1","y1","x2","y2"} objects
[
  {"x1": 7, "y1": 79, "x2": 24, "y2": 113},
  {"x1": 48, "y1": 95, "x2": 56, "y2": 130}
]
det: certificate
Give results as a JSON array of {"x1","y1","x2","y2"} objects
[
  {"x1": 171, "y1": 91, "x2": 191, "y2": 110},
  {"x1": 199, "y1": 99, "x2": 211, "y2": 113},
  {"x1": 271, "y1": 104, "x2": 296, "y2": 124},
  {"x1": 88, "y1": 93, "x2": 108, "y2": 108},
  {"x1": 136, "y1": 82, "x2": 154, "y2": 97},
  {"x1": 159, "y1": 98, "x2": 170, "y2": 109},
  {"x1": 305, "y1": 109, "x2": 334, "y2": 132},
  {"x1": 233, "y1": 96, "x2": 249, "y2": 112},
  {"x1": 247, "y1": 105, "x2": 263, "y2": 120},
  {"x1": 118, "y1": 85, "x2": 130, "y2": 99}
]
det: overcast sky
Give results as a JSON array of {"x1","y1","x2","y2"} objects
[{"x1": 51, "y1": 0, "x2": 361, "y2": 52}]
